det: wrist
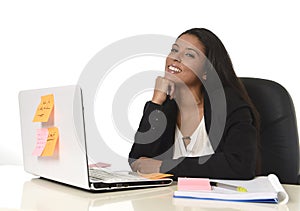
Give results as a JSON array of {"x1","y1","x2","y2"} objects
[
  {"x1": 152, "y1": 91, "x2": 167, "y2": 105},
  {"x1": 156, "y1": 160, "x2": 163, "y2": 173}
]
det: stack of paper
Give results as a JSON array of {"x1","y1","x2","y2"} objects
[{"x1": 174, "y1": 174, "x2": 289, "y2": 204}]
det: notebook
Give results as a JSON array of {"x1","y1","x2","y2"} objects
[
  {"x1": 18, "y1": 85, "x2": 172, "y2": 191},
  {"x1": 173, "y1": 174, "x2": 289, "y2": 204}
]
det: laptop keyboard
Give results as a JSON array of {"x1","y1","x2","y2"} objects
[{"x1": 89, "y1": 168, "x2": 147, "y2": 182}]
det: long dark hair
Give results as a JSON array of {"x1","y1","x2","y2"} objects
[{"x1": 179, "y1": 28, "x2": 261, "y2": 173}]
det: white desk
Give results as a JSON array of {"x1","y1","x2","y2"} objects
[{"x1": 1, "y1": 165, "x2": 299, "y2": 211}]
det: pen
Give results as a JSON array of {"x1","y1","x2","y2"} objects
[{"x1": 210, "y1": 182, "x2": 248, "y2": 192}]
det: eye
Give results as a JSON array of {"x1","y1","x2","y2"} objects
[
  {"x1": 185, "y1": 52, "x2": 195, "y2": 58},
  {"x1": 170, "y1": 48, "x2": 178, "y2": 53}
]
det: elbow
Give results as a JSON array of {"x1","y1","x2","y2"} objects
[{"x1": 227, "y1": 152, "x2": 256, "y2": 180}]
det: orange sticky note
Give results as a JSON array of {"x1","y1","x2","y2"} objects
[
  {"x1": 41, "y1": 127, "x2": 59, "y2": 156},
  {"x1": 33, "y1": 94, "x2": 54, "y2": 122},
  {"x1": 32, "y1": 128, "x2": 49, "y2": 156},
  {"x1": 137, "y1": 171, "x2": 173, "y2": 179},
  {"x1": 178, "y1": 177, "x2": 212, "y2": 191}
]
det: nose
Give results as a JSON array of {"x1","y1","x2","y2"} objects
[{"x1": 172, "y1": 53, "x2": 182, "y2": 63}]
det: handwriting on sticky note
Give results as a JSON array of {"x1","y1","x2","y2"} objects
[
  {"x1": 32, "y1": 128, "x2": 49, "y2": 156},
  {"x1": 33, "y1": 94, "x2": 54, "y2": 122},
  {"x1": 178, "y1": 177, "x2": 212, "y2": 191},
  {"x1": 41, "y1": 127, "x2": 59, "y2": 156}
]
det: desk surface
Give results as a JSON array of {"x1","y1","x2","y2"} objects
[{"x1": 1, "y1": 165, "x2": 299, "y2": 211}]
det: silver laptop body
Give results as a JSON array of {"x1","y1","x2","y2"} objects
[{"x1": 18, "y1": 85, "x2": 172, "y2": 191}]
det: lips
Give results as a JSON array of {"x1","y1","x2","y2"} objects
[{"x1": 168, "y1": 65, "x2": 182, "y2": 74}]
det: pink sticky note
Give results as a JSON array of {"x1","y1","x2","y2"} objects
[
  {"x1": 88, "y1": 162, "x2": 111, "y2": 168},
  {"x1": 178, "y1": 177, "x2": 212, "y2": 191},
  {"x1": 32, "y1": 128, "x2": 49, "y2": 156}
]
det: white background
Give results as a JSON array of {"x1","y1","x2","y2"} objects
[{"x1": 1, "y1": 0, "x2": 299, "y2": 165}]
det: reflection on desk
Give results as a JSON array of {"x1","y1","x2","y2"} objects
[
  {"x1": 21, "y1": 178, "x2": 174, "y2": 211},
  {"x1": 1, "y1": 165, "x2": 300, "y2": 211}
]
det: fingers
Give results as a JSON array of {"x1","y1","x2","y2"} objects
[
  {"x1": 130, "y1": 157, "x2": 162, "y2": 174},
  {"x1": 131, "y1": 157, "x2": 147, "y2": 171},
  {"x1": 155, "y1": 76, "x2": 170, "y2": 93},
  {"x1": 130, "y1": 160, "x2": 139, "y2": 172},
  {"x1": 152, "y1": 76, "x2": 175, "y2": 104}
]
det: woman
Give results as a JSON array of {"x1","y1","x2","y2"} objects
[{"x1": 129, "y1": 28, "x2": 260, "y2": 180}]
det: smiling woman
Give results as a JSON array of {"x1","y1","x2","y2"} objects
[{"x1": 128, "y1": 28, "x2": 260, "y2": 180}]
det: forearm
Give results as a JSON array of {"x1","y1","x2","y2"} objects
[
  {"x1": 129, "y1": 99, "x2": 177, "y2": 160},
  {"x1": 160, "y1": 119, "x2": 258, "y2": 180},
  {"x1": 160, "y1": 150, "x2": 256, "y2": 180}
]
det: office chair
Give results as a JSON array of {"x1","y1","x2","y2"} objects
[{"x1": 240, "y1": 77, "x2": 300, "y2": 184}]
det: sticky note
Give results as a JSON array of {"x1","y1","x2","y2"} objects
[
  {"x1": 41, "y1": 127, "x2": 59, "y2": 156},
  {"x1": 32, "y1": 128, "x2": 49, "y2": 156},
  {"x1": 89, "y1": 162, "x2": 111, "y2": 168},
  {"x1": 137, "y1": 171, "x2": 173, "y2": 179},
  {"x1": 178, "y1": 177, "x2": 212, "y2": 191},
  {"x1": 33, "y1": 94, "x2": 54, "y2": 122}
]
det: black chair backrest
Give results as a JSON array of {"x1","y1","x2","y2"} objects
[{"x1": 240, "y1": 77, "x2": 299, "y2": 184}]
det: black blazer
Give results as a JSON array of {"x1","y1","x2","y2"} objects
[{"x1": 129, "y1": 86, "x2": 258, "y2": 180}]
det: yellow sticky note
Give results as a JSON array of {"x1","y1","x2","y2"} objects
[
  {"x1": 41, "y1": 127, "x2": 59, "y2": 156},
  {"x1": 33, "y1": 94, "x2": 54, "y2": 122}
]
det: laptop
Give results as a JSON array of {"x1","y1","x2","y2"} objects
[{"x1": 18, "y1": 85, "x2": 172, "y2": 191}]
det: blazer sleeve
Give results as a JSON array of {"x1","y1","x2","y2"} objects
[
  {"x1": 160, "y1": 91, "x2": 258, "y2": 180},
  {"x1": 128, "y1": 98, "x2": 177, "y2": 164}
]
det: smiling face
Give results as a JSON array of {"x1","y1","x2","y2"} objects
[{"x1": 165, "y1": 34, "x2": 206, "y2": 87}]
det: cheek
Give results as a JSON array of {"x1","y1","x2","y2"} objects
[
  {"x1": 187, "y1": 70, "x2": 201, "y2": 83},
  {"x1": 179, "y1": 67, "x2": 200, "y2": 84},
  {"x1": 165, "y1": 56, "x2": 172, "y2": 68},
  {"x1": 190, "y1": 59, "x2": 205, "y2": 77},
  {"x1": 183, "y1": 63, "x2": 202, "y2": 79}
]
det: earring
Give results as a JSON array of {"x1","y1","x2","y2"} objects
[{"x1": 202, "y1": 72, "x2": 207, "y2": 80}]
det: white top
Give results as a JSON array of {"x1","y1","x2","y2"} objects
[{"x1": 173, "y1": 117, "x2": 215, "y2": 159}]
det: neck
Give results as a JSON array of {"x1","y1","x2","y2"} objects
[
  {"x1": 175, "y1": 84, "x2": 203, "y2": 108},
  {"x1": 175, "y1": 84, "x2": 204, "y2": 135}
]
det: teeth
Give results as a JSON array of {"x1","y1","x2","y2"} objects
[{"x1": 169, "y1": 65, "x2": 182, "y2": 73}]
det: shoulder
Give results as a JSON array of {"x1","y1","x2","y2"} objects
[
  {"x1": 204, "y1": 86, "x2": 253, "y2": 122},
  {"x1": 223, "y1": 86, "x2": 250, "y2": 113}
]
